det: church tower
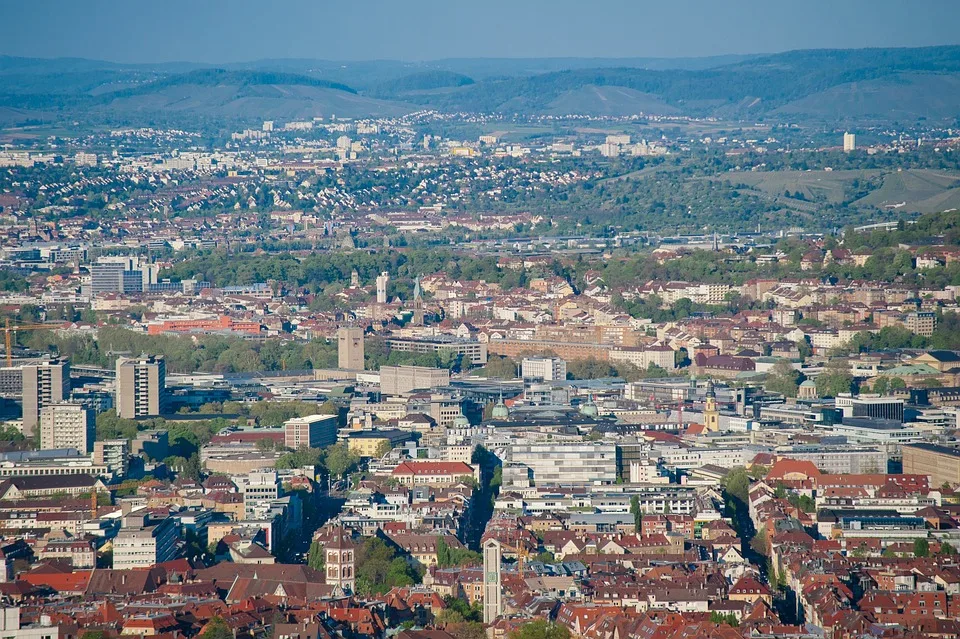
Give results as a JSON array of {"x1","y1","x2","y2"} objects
[
  {"x1": 324, "y1": 527, "x2": 356, "y2": 594},
  {"x1": 704, "y1": 381, "x2": 720, "y2": 432}
]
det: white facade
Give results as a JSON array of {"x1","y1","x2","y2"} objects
[{"x1": 521, "y1": 357, "x2": 566, "y2": 382}]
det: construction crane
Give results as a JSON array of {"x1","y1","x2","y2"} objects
[{"x1": 3, "y1": 318, "x2": 60, "y2": 367}]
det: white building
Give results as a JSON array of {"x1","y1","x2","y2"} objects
[
  {"x1": 521, "y1": 357, "x2": 566, "y2": 382},
  {"x1": 843, "y1": 132, "x2": 856, "y2": 152},
  {"x1": 39, "y1": 403, "x2": 95, "y2": 453}
]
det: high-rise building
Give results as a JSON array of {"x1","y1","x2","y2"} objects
[
  {"x1": 337, "y1": 327, "x2": 365, "y2": 370},
  {"x1": 284, "y1": 414, "x2": 338, "y2": 449},
  {"x1": 376, "y1": 271, "x2": 389, "y2": 304},
  {"x1": 116, "y1": 355, "x2": 166, "y2": 419},
  {"x1": 843, "y1": 132, "x2": 856, "y2": 152},
  {"x1": 39, "y1": 403, "x2": 95, "y2": 453},
  {"x1": 22, "y1": 359, "x2": 70, "y2": 437},
  {"x1": 483, "y1": 538, "x2": 503, "y2": 624},
  {"x1": 521, "y1": 357, "x2": 565, "y2": 382}
]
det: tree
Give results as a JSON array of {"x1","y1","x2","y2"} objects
[
  {"x1": 307, "y1": 540, "x2": 325, "y2": 571},
  {"x1": 765, "y1": 359, "x2": 800, "y2": 397},
  {"x1": 815, "y1": 359, "x2": 854, "y2": 398},
  {"x1": 325, "y1": 442, "x2": 359, "y2": 478},
  {"x1": 889, "y1": 377, "x2": 907, "y2": 391},
  {"x1": 481, "y1": 355, "x2": 518, "y2": 379},
  {"x1": 199, "y1": 617, "x2": 234, "y2": 639},
  {"x1": 630, "y1": 495, "x2": 641, "y2": 532},
  {"x1": 508, "y1": 620, "x2": 571, "y2": 639},
  {"x1": 914, "y1": 538, "x2": 930, "y2": 558},
  {"x1": 940, "y1": 542, "x2": 957, "y2": 556},
  {"x1": 722, "y1": 466, "x2": 750, "y2": 504},
  {"x1": 872, "y1": 376, "x2": 889, "y2": 396}
]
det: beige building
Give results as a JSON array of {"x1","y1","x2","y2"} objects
[
  {"x1": 39, "y1": 403, "x2": 95, "y2": 453},
  {"x1": 116, "y1": 355, "x2": 165, "y2": 419},
  {"x1": 380, "y1": 365, "x2": 450, "y2": 395},
  {"x1": 337, "y1": 327, "x2": 365, "y2": 370},
  {"x1": 903, "y1": 443, "x2": 960, "y2": 488},
  {"x1": 21, "y1": 359, "x2": 70, "y2": 437}
]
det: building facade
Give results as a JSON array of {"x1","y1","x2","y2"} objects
[
  {"x1": 38, "y1": 403, "x2": 95, "y2": 453},
  {"x1": 21, "y1": 359, "x2": 70, "y2": 437},
  {"x1": 116, "y1": 355, "x2": 166, "y2": 419}
]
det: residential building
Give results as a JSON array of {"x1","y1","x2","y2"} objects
[
  {"x1": 38, "y1": 403, "x2": 95, "y2": 453},
  {"x1": 116, "y1": 355, "x2": 166, "y2": 418},
  {"x1": 93, "y1": 439, "x2": 130, "y2": 477},
  {"x1": 21, "y1": 358, "x2": 70, "y2": 437}
]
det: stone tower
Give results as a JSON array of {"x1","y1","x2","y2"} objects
[
  {"x1": 324, "y1": 527, "x2": 356, "y2": 594},
  {"x1": 704, "y1": 381, "x2": 720, "y2": 432},
  {"x1": 483, "y1": 538, "x2": 503, "y2": 624}
]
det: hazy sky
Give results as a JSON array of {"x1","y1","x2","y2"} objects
[{"x1": 2, "y1": 0, "x2": 959, "y2": 63}]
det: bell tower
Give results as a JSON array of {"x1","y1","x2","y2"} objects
[{"x1": 704, "y1": 382, "x2": 720, "y2": 432}]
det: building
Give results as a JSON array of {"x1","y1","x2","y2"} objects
[
  {"x1": 38, "y1": 403, "x2": 95, "y2": 453},
  {"x1": 836, "y1": 395, "x2": 905, "y2": 422},
  {"x1": 93, "y1": 439, "x2": 130, "y2": 477},
  {"x1": 703, "y1": 382, "x2": 720, "y2": 432},
  {"x1": 284, "y1": 414, "x2": 338, "y2": 449},
  {"x1": 112, "y1": 512, "x2": 179, "y2": 569},
  {"x1": 0, "y1": 607, "x2": 72, "y2": 639},
  {"x1": 346, "y1": 429, "x2": 418, "y2": 458},
  {"x1": 380, "y1": 365, "x2": 450, "y2": 395},
  {"x1": 483, "y1": 538, "x2": 503, "y2": 624},
  {"x1": 116, "y1": 355, "x2": 166, "y2": 419},
  {"x1": 777, "y1": 445, "x2": 888, "y2": 474},
  {"x1": 241, "y1": 471, "x2": 281, "y2": 518},
  {"x1": 903, "y1": 443, "x2": 960, "y2": 488},
  {"x1": 905, "y1": 311, "x2": 937, "y2": 337},
  {"x1": 508, "y1": 443, "x2": 618, "y2": 485},
  {"x1": 521, "y1": 357, "x2": 566, "y2": 382},
  {"x1": 376, "y1": 271, "x2": 389, "y2": 304},
  {"x1": 337, "y1": 327, "x2": 365, "y2": 370},
  {"x1": 387, "y1": 337, "x2": 487, "y2": 366},
  {"x1": 843, "y1": 132, "x2": 856, "y2": 152},
  {"x1": 391, "y1": 460, "x2": 475, "y2": 487},
  {"x1": 829, "y1": 418, "x2": 921, "y2": 453},
  {"x1": 0, "y1": 449, "x2": 108, "y2": 479},
  {"x1": 21, "y1": 359, "x2": 70, "y2": 437},
  {"x1": 323, "y1": 527, "x2": 356, "y2": 593}
]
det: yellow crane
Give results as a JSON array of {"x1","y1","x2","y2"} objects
[{"x1": 3, "y1": 318, "x2": 60, "y2": 367}]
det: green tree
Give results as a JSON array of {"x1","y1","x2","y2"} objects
[
  {"x1": 630, "y1": 495, "x2": 641, "y2": 533},
  {"x1": 508, "y1": 620, "x2": 570, "y2": 639},
  {"x1": 914, "y1": 538, "x2": 930, "y2": 558},
  {"x1": 872, "y1": 376, "x2": 889, "y2": 395},
  {"x1": 722, "y1": 466, "x2": 750, "y2": 504},
  {"x1": 815, "y1": 359, "x2": 854, "y2": 398},
  {"x1": 764, "y1": 359, "x2": 800, "y2": 397},
  {"x1": 307, "y1": 540, "x2": 325, "y2": 571},
  {"x1": 325, "y1": 442, "x2": 360, "y2": 478},
  {"x1": 199, "y1": 617, "x2": 234, "y2": 639}
]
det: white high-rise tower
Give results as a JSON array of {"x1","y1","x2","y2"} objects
[{"x1": 376, "y1": 271, "x2": 389, "y2": 304}]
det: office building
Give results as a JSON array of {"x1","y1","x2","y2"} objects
[
  {"x1": 112, "y1": 512, "x2": 179, "y2": 569},
  {"x1": 39, "y1": 403, "x2": 95, "y2": 453},
  {"x1": 22, "y1": 359, "x2": 70, "y2": 437},
  {"x1": 521, "y1": 357, "x2": 565, "y2": 382},
  {"x1": 242, "y1": 471, "x2": 281, "y2": 518},
  {"x1": 836, "y1": 395, "x2": 905, "y2": 422},
  {"x1": 116, "y1": 355, "x2": 165, "y2": 418},
  {"x1": 284, "y1": 414, "x2": 338, "y2": 449},
  {"x1": 903, "y1": 443, "x2": 960, "y2": 488},
  {"x1": 829, "y1": 418, "x2": 921, "y2": 452},
  {"x1": 132, "y1": 429, "x2": 169, "y2": 460},
  {"x1": 777, "y1": 445, "x2": 888, "y2": 474},
  {"x1": 93, "y1": 439, "x2": 130, "y2": 477},
  {"x1": 508, "y1": 443, "x2": 618, "y2": 485},
  {"x1": 376, "y1": 271, "x2": 389, "y2": 304},
  {"x1": 380, "y1": 365, "x2": 450, "y2": 395},
  {"x1": 843, "y1": 132, "x2": 856, "y2": 152},
  {"x1": 337, "y1": 327, "x2": 365, "y2": 370},
  {"x1": 387, "y1": 337, "x2": 487, "y2": 365}
]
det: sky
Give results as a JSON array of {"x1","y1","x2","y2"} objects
[{"x1": 1, "y1": 0, "x2": 959, "y2": 63}]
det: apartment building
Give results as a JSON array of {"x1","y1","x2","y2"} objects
[
  {"x1": 115, "y1": 355, "x2": 166, "y2": 419},
  {"x1": 21, "y1": 359, "x2": 70, "y2": 436},
  {"x1": 112, "y1": 512, "x2": 179, "y2": 569},
  {"x1": 508, "y1": 443, "x2": 618, "y2": 485},
  {"x1": 38, "y1": 403, "x2": 95, "y2": 453}
]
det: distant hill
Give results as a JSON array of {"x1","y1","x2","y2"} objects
[{"x1": 1, "y1": 47, "x2": 959, "y2": 126}]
